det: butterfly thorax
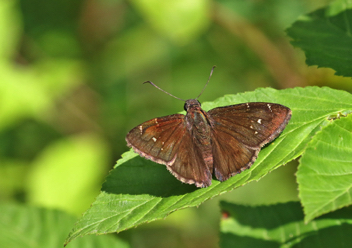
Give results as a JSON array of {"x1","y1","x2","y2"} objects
[
  {"x1": 184, "y1": 99, "x2": 214, "y2": 170},
  {"x1": 184, "y1": 99, "x2": 212, "y2": 134}
]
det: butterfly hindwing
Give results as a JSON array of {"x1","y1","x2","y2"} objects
[
  {"x1": 168, "y1": 130, "x2": 212, "y2": 187},
  {"x1": 210, "y1": 129, "x2": 258, "y2": 181}
]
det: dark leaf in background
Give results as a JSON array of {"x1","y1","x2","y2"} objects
[
  {"x1": 287, "y1": 6, "x2": 352, "y2": 77},
  {"x1": 220, "y1": 201, "x2": 352, "y2": 248}
]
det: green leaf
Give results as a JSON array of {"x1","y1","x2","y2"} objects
[
  {"x1": 66, "y1": 86, "x2": 352, "y2": 244},
  {"x1": 219, "y1": 201, "x2": 352, "y2": 248},
  {"x1": 0, "y1": 59, "x2": 83, "y2": 131},
  {"x1": 297, "y1": 114, "x2": 352, "y2": 223},
  {"x1": 0, "y1": 0, "x2": 83, "y2": 131},
  {"x1": 286, "y1": 4, "x2": 352, "y2": 77},
  {"x1": 0, "y1": 203, "x2": 129, "y2": 248}
]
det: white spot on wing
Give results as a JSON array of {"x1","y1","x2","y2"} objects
[
  {"x1": 155, "y1": 118, "x2": 159, "y2": 125},
  {"x1": 246, "y1": 103, "x2": 250, "y2": 108},
  {"x1": 250, "y1": 125, "x2": 253, "y2": 129},
  {"x1": 254, "y1": 131, "x2": 258, "y2": 134},
  {"x1": 139, "y1": 125, "x2": 143, "y2": 134},
  {"x1": 257, "y1": 119, "x2": 262, "y2": 124},
  {"x1": 267, "y1": 104, "x2": 272, "y2": 112},
  {"x1": 152, "y1": 137, "x2": 157, "y2": 142}
]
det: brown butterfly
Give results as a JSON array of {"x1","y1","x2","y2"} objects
[{"x1": 126, "y1": 68, "x2": 291, "y2": 187}]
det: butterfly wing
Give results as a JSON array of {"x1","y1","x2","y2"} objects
[
  {"x1": 170, "y1": 130, "x2": 212, "y2": 187},
  {"x1": 126, "y1": 114, "x2": 212, "y2": 187},
  {"x1": 208, "y1": 102, "x2": 291, "y2": 181}
]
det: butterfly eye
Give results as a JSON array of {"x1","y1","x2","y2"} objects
[{"x1": 184, "y1": 102, "x2": 188, "y2": 111}]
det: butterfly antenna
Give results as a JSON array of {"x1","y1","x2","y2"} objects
[
  {"x1": 196, "y1": 65, "x2": 216, "y2": 100},
  {"x1": 144, "y1": 81, "x2": 186, "y2": 101}
]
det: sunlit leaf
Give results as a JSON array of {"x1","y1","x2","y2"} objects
[
  {"x1": 27, "y1": 134, "x2": 109, "y2": 215},
  {"x1": 0, "y1": 1, "x2": 21, "y2": 59},
  {"x1": 130, "y1": 0, "x2": 210, "y2": 44},
  {"x1": 298, "y1": 114, "x2": 352, "y2": 222},
  {"x1": 65, "y1": 86, "x2": 352, "y2": 244}
]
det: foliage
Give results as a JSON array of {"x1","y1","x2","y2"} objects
[
  {"x1": 1, "y1": 0, "x2": 352, "y2": 247},
  {"x1": 0, "y1": 203, "x2": 129, "y2": 248}
]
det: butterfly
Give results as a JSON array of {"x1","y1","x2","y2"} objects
[{"x1": 126, "y1": 69, "x2": 291, "y2": 187}]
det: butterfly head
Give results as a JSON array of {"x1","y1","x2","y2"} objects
[{"x1": 184, "y1": 99, "x2": 201, "y2": 111}]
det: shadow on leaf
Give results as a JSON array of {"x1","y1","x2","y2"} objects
[
  {"x1": 220, "y1": 201, "x2": 304, "y2": 229},
  {"x1": 220, "y1": 233, "x2": 280, "y2": 248},
  {"x1": 102, "y1": 156, "x2": 198, "y2": 197},
  {"x1": 291, "y1": 223, "x2": 352, "y2": 248}
]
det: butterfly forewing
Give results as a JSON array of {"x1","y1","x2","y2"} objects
[
  {"x1": 208, "y1": 103, "x2": 291, "y2": 148},
  {"x1": 208, "y1": 102, "x2": 291, "y2": 181},
  {"x1": 126, "y1": 114, "x2": 186, "y2": 163}
]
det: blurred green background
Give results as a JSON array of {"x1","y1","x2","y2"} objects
[{"x1": 1, "y1": 0, "x2": 352, "y2": 247}]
